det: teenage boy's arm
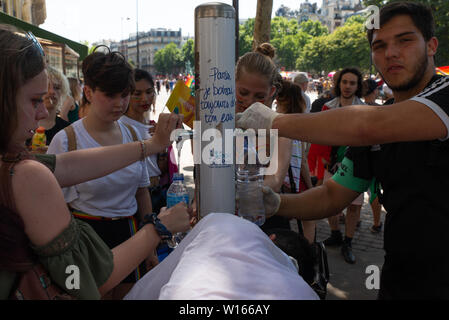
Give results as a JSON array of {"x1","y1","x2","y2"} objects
[
  {"x1": 236, "y1": 101, "x2": 447, "y2": 146},
  {"x1": 276, "y1": 179, "x2": 361, "y2": 221}
]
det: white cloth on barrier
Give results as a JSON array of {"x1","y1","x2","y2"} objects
[{"x1": 125, "y1": 212, "x2": 319, "y2": 300}]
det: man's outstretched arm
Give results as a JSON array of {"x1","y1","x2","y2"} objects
[
  {"x1": 236, "y1": 100, "x2": 448, "y2": 146},
  {"x1": 276, "y1": 178, "x2": 361, "y2": 221}
]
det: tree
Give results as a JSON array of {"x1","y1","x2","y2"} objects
[
  {"x1": 271, "y1": 16, "x2": 299, "y2": 38},
  {"x1": 296, "y1": 17, "x2": 371, "y2": 74},
  {"x1": 327, "y1": 18, "x2": 371, "y2": 72},
  {"x1": 153, "y1": 43, "x2": 183, "y2": 75},
  {"x1": 253, "y1": 0, "x2": 273, "y2": 49},
  {"x1": 182, "y1": 39, "x2": 194, "y2": 70},
  {"x1": 239, "y1": 18, "x2": 255, "y2": 57},
  {"x1": 296, "y1": 35, "x2": 331, "y2": 73},
  {"x1": 270, "y1": 16, "x2": 310, "y2": 69},
  {"x1": 299, "y1": 20, "x2": 329, "y2": 38}
]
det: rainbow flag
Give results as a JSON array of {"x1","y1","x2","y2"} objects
[
  {"x1": 436, "y1": 66, "x2": 449, "y2": 75},
  {"x1": 185, "y1": 75, "x2": 195, "y2": 88}
]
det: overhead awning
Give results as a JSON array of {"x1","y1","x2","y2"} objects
[{"x1": 0, "y1": 11, "x2": 88, "y2": 60}]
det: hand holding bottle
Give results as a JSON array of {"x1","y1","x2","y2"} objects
[
  {"x1": 158, "y1": 203, "x2": 191, "y2": 234},
  {"x1": 262, "y1": 186, "x2": 281, "y2": 218}
]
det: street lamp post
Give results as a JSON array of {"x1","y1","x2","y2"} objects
[
  {"x1": 121, "y1": 17, "x2": 130, "y2": 41},
  {"x1": 136, "y1": 0, "x2": 140, "y2": 68}
]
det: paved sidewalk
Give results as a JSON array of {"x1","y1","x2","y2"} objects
[
  {"x1": 315, "y1": 199, "x2": 386, "y2": 300},
  {"x1": 152, "y1": 87, "x2": 386, "y2": 300}
]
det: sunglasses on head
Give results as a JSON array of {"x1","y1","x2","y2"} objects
[{"x1": 25, "y1": 31, "x2": 45, "y2": 57}]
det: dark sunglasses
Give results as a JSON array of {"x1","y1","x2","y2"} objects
[{"x1": 25, "y1": 31, "x2": 45, "y2": 57}]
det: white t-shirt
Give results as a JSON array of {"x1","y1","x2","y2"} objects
[
  {"x1": 47, "y1": 119, "x2": 150, "y2": 218},
  {"x1": 125, "y1": 213, "x2": 319, "y2": 300},
  {"x1": 119, "y1": 115, "x2": 161, "y2": 178}
]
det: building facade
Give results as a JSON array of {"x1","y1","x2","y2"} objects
[
  {"x1": 320, "y1": 0, "x2": 364, "y2": 32},
  {"x1": 298, "y1": 0, "x2": 320, "y2": 24},
  {"x1": 276, "y1": 0, "x2": 365, "y2": 33},
  {"x1": 116, "y1": 28, "x2": 183, "y2": 75},
  {"x1": 0, "y1": 0, "x2": 46, "y2": 25}
]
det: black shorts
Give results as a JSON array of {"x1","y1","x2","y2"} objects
[{"x1": 74, "y1": 215, "x2": 147, "y2": 283}]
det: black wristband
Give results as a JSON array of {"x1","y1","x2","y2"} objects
[{"x1": 139, "y1": 213, "x2": 173, "y2": 241}]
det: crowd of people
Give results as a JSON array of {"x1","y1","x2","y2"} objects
[{"x1": 1, "y1": 1, "x2": 448, "y2": 300}]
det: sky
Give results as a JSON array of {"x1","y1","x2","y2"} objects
[{"x1": 40, "y1": 0, "x2": 320, "y2": 44}]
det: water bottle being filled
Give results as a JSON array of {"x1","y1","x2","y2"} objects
[
  {"x1": 166, "y1": 172, "x2": 189, "y2": 247},
  {"x1": 236, "y1": 136, "x2": 266, "y2": 226}
]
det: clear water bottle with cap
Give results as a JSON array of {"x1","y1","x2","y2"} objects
[
  {"x1": 236, "y1": 137, "x2": 266, "y2": 226},
  {"x1": 166, "y1": 173, "x2": 189, "y2": 246}
]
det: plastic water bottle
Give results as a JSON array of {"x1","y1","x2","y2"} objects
[
  {"x1": 166, "y1": 173, "x2": 189, "y2": 208},
  {"x1": 31, "y1": 127, "x2": 46, "y2": 151},
  {"x1": 166, "y1": 173, "x2": 189, "y2": 246},
  {"x1": 236, "y1": 138, "x2": 266, "y2": 226}
]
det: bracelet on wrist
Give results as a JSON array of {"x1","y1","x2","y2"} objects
[
  {"x1": 139, "y1": 213, "x2": 172, "y2": 241},
  {"x1": 138, "y1": 140, "x2": 146, "y2": 161}
]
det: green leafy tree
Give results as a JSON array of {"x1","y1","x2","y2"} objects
[
  {"x1": 296, "y1": 17, "x2": 371, "y2": 74},
  {"x1": 272, "y1": 31, "x2": 311, "y2": 70},
  {"x1": 328, "y1": 19, "x2": 371, "y2": 72},
  {"x1": 239, "y1": 18, "x2": 255, "y2": 57},
  {"x1": 299, "y1": 20, "x2": 329, "y2": 38},
  {"x1": 182, "y1": 38, "x2": 194, "y2": 70},
  {"x1": 270, "y1": 16, "x2": 299, "y2": 38},
  {"x1": 296, "y1": 35, "x2": 331, "y2": 73},
  {"x1": 154, "y1": 43, "x2": 183, "y2": 75},
  {"x1": 344, "y1": 15, "x2": 366, "y2": 26},
  {"x1": 270, "y1": 17, "x2": 309, "y2": 70}
]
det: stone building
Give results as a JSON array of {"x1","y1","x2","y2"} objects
[
  {"x1": 275, "y1": 0, "x2": 365, "y2": 33},
  {"x1": 298, "y1": 0, "x2": 320, "y2": 24},
  {"x1": 129, "y1": 28, "x2": 182, "y2": 74},
  {"x1": 0, "y1": 0, "x2": 46, "y2": 26},
  {"x1": 320, "y1": 0, "x2": 364, "y2": 32},
  {"x1": 103, "y1": 28, "x2": 183, "y2": 75}
]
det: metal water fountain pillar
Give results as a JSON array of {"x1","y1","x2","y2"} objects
[{"x1": 194, "y1": 3, "x2": 236, "y2": 219}]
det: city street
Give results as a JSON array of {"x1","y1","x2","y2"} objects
[{"x1": 151, "y1": 86, "x2": 385, "y2": 300}]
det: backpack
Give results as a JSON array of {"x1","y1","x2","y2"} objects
[
  {"x1": 64, "y1": 123, "x2": 138, "y2": 152},
  {"x1": 2, "y1": 159, "x2": 75, "y2": 300},
  {"x1": 10, "y1": 264, "x2": 74, "y2": 300}
]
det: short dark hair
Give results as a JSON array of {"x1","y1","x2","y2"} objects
[
  {"x1": 264, "y1": 228, "x2": 316, "y2": 284},
  {"x1": 334, "y1": 67, "x2": 363, "y2": 98},
  {"x1": 134, "y1": 68, "x2": 154, "y2": 88},
  {"x1": 82, "y1": 47, "x2": 135, "y2": 100},
  {"x1": 367, "y1": 2, "x2": 435, "y2": 46}
]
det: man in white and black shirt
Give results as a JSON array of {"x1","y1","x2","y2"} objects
[{"x1": 236, "y1": 2, "x2": 449, "y2": 299}]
